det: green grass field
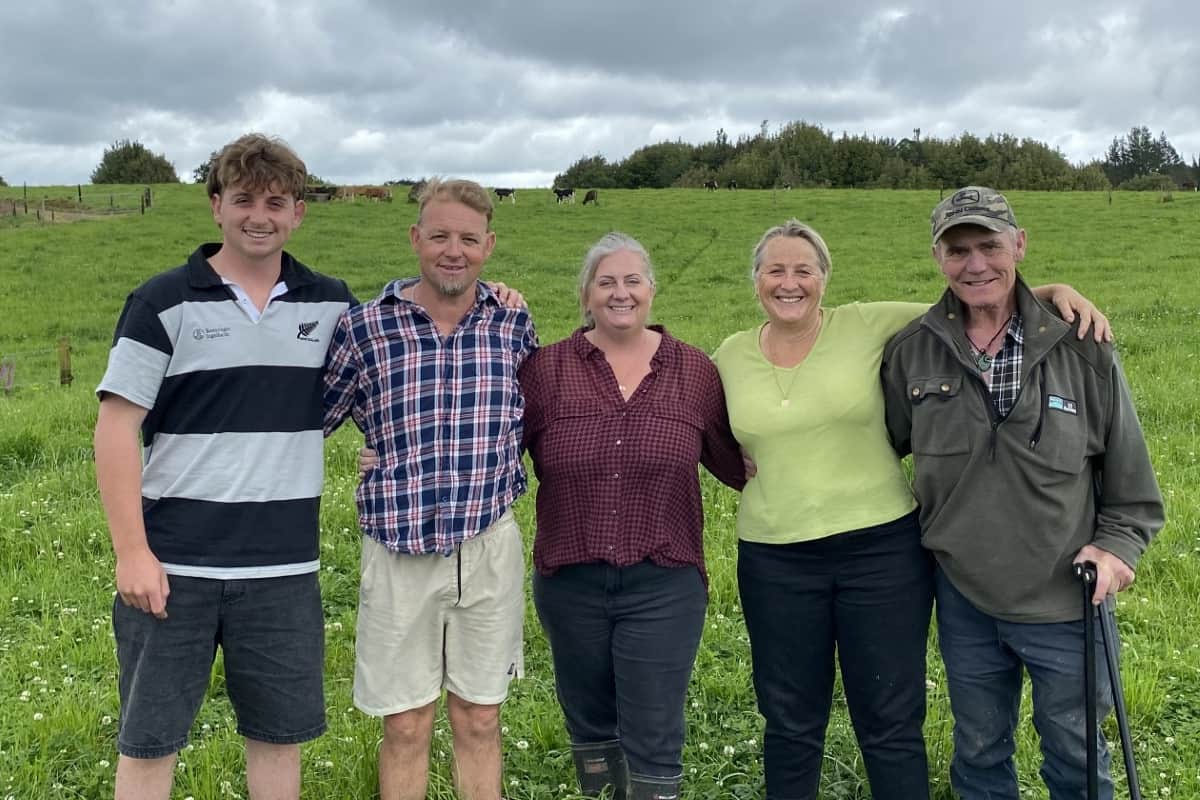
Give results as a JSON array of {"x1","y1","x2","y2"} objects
[{"x1": 1, "y1": 184, "x2": 1197, "y2": 799}]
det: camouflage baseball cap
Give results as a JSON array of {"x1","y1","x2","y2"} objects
[{"x1": 930, "y1": 186, "x2": 1018, "y2": 243}]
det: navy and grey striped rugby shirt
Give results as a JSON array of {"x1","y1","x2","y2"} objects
[{"x1": 97, "y1": 244, "x2": 355, "y2": 578}]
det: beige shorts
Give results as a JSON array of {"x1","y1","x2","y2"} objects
[{"x1": 353, "y1": 511, "x2": 525, "y2": 716}]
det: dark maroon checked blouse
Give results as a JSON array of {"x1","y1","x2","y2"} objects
[{"x1": 519, "y1": 326, "x2": 746, "y2": 584}]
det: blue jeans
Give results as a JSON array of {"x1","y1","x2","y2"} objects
[
  {"x1": 935, "y1": 568, "x2": 1115, "y2": 800},
  {"x1": 738, "y1": 512, "x2": 933, "y2": 800},
  {"x1": 533, "y1": 561, "x2": 706, "y2": 779}
]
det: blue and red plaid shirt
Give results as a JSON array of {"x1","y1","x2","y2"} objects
[{"x1": 323, "y1": 278, "x2": 537, "y2": 555}]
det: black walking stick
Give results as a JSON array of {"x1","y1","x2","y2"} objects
[
  {"x1": 1074, "y1": 561, "x2": 1143, "y2": 800},
  {"x1": 1077, "y1": 563, "x2": 1099, "y2": 800}
]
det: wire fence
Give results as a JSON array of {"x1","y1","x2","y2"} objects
[
  {"x1": 1, "y1": 186, "x2": 153, "y2": 223},
  {"x1": 0, "y1": 338, "x2": 73, "y2": 394}
]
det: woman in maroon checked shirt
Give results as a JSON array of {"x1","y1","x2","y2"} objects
[{"x1": 519, "y1": 232, "x2": 746, "y2": 800}]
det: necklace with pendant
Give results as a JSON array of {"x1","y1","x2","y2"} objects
[
  {"x1": 764, "y1": 314, "x2": 821, "y2": 407},
  {"x1": 967, "y1": 315, "x2": 1012, "y2": 372},
  {"x1": 771, "y1": 364, "x2": 801, "y2": 408}
]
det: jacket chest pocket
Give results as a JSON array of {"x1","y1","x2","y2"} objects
[
  {"x1": 908, "y1": 376, "x2": 971, "y2": 457},
  {"x1": 1031, "y1": 396, "x2": 1088, "y2": 475}
]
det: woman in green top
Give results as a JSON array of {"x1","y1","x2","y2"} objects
[{"x1": 711, "y1": 219, "x2": 1108, "y2": 800}]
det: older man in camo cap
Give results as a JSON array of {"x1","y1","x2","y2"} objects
[{"x1": 880, "y1": 187, "x2": 1164, "y2": 799}]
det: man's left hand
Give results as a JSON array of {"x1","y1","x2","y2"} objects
[
  {"x1": 487, "y1": 282, "x2": 527, "y2": 309},
  {"x1": 1074, "y1": 544, "x2": 1135, "y2": 605}
]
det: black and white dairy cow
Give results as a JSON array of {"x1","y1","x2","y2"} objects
[
  {"x1": 553, "y1": 187, "x2": 576, "y2": 203},
  {"x1": 703, "y1": 179, "x2": 718, "y2": 191},
  {"x1": 494, "y1": 187, "x2": 516, "y2": 203}
]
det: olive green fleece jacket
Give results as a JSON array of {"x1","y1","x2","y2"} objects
[{"x1": 881, "y1": 277, "x2": 1164, "y2": 623}]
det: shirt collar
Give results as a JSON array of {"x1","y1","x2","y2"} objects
[
  {"x1": 381, "y1": 278, "x2": 499, "y2": 311},
  {"x1": 570, "y1": 324, "x2": 672, "y2": 365},
  {"x1": 186, "y1": 243, "x2": 314, "y2": 290}
]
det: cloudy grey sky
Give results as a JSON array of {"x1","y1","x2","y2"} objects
[{"x1": 2, "y1": 0, "x2": 1197, "y2": 187}]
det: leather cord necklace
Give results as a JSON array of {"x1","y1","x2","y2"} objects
[{"x1": 966, "y1": 314, "x2": 1012, "y2": 372}]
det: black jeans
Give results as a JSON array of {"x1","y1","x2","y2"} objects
[
  {"x1": 737, "y1": 512, "x2": 933, "y2": 800},
  {"x1": 533, "y1": 560, "x2": 706, "y2": 778}
]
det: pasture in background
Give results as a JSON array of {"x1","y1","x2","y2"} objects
[{"x1": 1, "y1": 183, "x2": 1197, "y2": 798}]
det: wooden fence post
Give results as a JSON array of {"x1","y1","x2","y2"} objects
[
  {"x1": 58, "y1": 337, "x2": 73, "y2": 386},
  {"x1": 78, "y1": 184, "x2": 83, "y2": 203}
]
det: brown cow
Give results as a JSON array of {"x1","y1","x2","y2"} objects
[
  {"x1": 335, "y1": 185, "x2": 392, "y2": 201},
  {"x1": 583, "y1": 189, "x2": 598, "y2": 205}
]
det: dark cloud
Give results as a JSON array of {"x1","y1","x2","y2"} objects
[{"x1": 2, "y1": 0, "x2": 1198, "y2": 184}]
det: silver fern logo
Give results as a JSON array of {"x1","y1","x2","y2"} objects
[{"x1": 297, "y1": 321, "x2": 320, "y2": 342}]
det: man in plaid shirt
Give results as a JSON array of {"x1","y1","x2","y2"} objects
[{"x1": 324, "y1": 178, "x2": 536, "y2": 800}]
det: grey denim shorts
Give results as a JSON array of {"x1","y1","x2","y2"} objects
[{"x1": 113, "y1": 572, "x2": 326, "y2": 758}]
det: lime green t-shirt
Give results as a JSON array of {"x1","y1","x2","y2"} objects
[{"x1": 712, "y1": 302, "x2": 926, "y2": 544}]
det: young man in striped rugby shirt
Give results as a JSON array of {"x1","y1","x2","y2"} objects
[{"x1": 94, "y1": 134, "x2": 355, "y2": 800}]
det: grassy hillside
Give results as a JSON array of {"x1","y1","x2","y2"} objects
[{"x1": 1, "y1": 184, "x2": 1197, "y2": 798}]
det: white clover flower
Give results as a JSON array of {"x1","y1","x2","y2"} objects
[
  {"x1": 32, "y1": 712, "x2": 44, "y2": 721},
  {"x1": 516, "y1": 739, "x2": 529, "y2": 750},
  {"x1": 698, "y1": 742, "x2": 709, "y2": 751},
  {"x1": 723, "y1": 745, "x2": 735, "y2": 756},
  {"x1": 99, "y1": 760, "x2": 110, "y2": 768}
]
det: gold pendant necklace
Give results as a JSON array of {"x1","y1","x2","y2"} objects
[
  {"x1": 771, "y1": 365, "x2": 801, "y2": 408},
  {"x1": 763, "y1": 314, "x2": 822, "y2": 408}
]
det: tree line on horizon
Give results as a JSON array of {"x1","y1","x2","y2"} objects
[
  {"x1": 554, "y1": 123, "x2": 1198, "y2": 193},
  {"x1": 8, "y1": 125, "x2": 1194, "y2": 192}
]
